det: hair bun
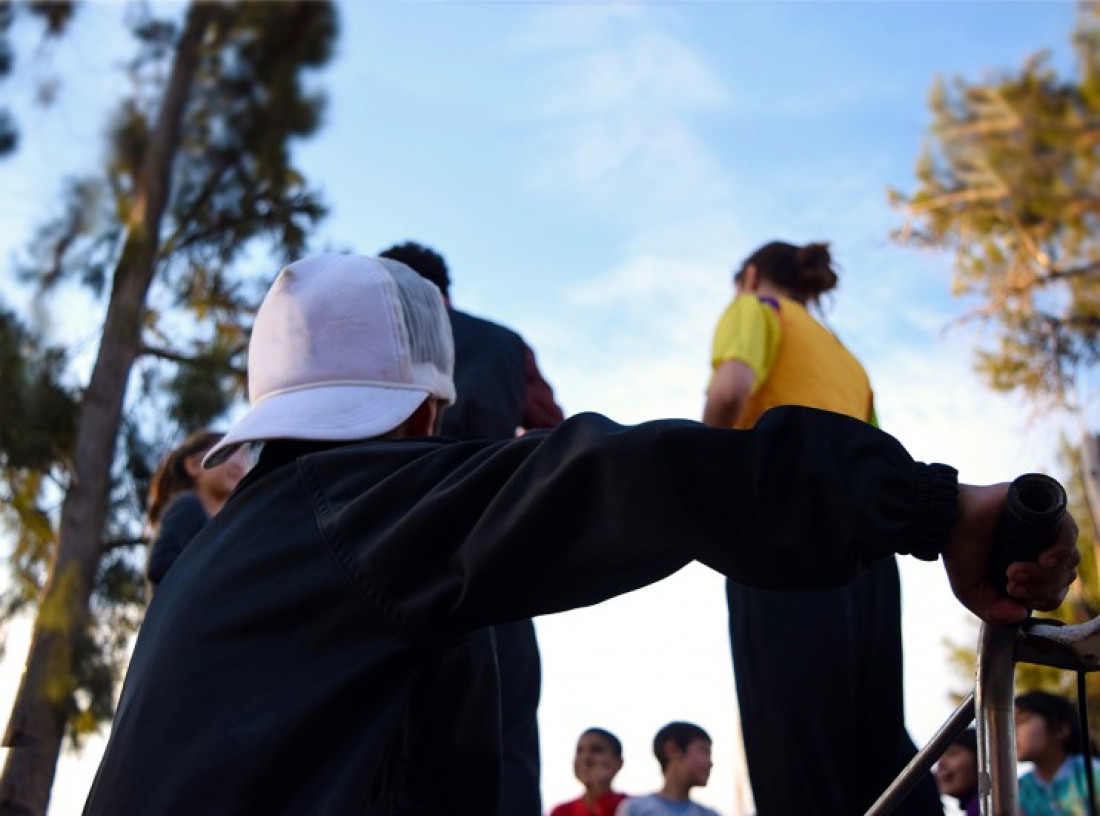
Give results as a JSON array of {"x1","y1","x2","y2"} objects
[{"x1": 796, "y1": 242, "x2": 837, "y2": 297}]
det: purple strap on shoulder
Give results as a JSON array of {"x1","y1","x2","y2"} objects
[{"x1": 758, "y1": 295, "x2": 780, "y2": 312}]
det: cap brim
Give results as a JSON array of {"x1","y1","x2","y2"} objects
[{"x1": 202, "y1": 383, "x2": 429, "y2": 469}]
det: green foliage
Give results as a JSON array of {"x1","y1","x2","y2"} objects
[
  {"x1": 0, "y1": 307, "x2": 78, "y2": 625},
  {"x1": 0, "y1": 0, "x2": 337, "y2": 746},
  {"x1": 891, "y1": 5, "x2": 1100, "y2": 407},
  {"x1": 0, "y1": 307, "x2": 77, "y2": 473}
]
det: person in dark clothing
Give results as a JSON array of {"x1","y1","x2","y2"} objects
[
  {"x1": 145, "y1": 428, "x2": 251, "y2": 593},
  {"x1": 379, "y1": 240, "x2": 563, "y2": 815},
  {"x1": 83, "y1": 253, "x2": 1079, "y2": 816},
  {"x1": 378, "y1": 241, "x2": 562, "y2": 438},
  {"x1": 704, "y1": 241, "x2": 941, "y2": 814}
]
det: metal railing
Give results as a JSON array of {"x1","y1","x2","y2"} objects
[{"x1": 867, "y1": 615, "x2": 1100, "y2": 815}]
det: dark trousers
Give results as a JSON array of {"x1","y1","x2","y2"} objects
[
  {"x1": 727, "y1": 556, "x2": 943, "y2": 815},
  {"x1": 494, "y1": 619, "x2": 543, "y2": 816}
]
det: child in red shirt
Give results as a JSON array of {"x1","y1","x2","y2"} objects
[{"x1": 550, "y1": 728, "x2": 628, "y2": 816}]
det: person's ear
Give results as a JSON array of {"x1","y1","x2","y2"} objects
[
  {"x1": 663, "y1": 740, "x2": 683, "y2": 764},
  {"x1": 182, "y1": 453, "x2": 203, "y2": 479},
  {"x1": 405, "y1": 398, "x2": 438, "y2": 437}
]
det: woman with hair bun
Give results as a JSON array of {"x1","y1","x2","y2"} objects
[
  {"x1": 145, "y1": 429, "x2": 251, "y2": 594},
  {"x1": 703, "y1": 241, "x2": 941, "y2": 815}
]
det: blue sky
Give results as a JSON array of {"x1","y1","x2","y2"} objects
[{"x1": 0, "y1": 2, "x2": 1088, "y2": 813}]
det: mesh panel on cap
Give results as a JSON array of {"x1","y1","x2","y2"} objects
[{"x1": 377, "y1": 258, "x2": 456, "y2": 405}]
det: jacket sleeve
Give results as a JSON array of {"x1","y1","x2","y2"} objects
[{"x1": 305, "y1": 405, "x2": 956, "y2": 640}]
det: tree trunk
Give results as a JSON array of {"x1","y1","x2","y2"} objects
[{"x1": 0, "y1": 6, "x2": 212, "y2": 813}]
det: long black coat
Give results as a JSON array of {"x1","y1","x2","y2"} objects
[{"x1": 84, "y1": 407, "x2": 955, "y2": 815}]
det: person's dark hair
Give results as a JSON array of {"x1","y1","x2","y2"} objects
[
  {"x1": 952, "y1": 727, "x2": 977, "y2": 757},
  {"x1": 1016, "y1": 691, "x2": 1084, "y2": 754},
  {"x1": 378, "y1": 241, "x2": 451, "y2": 298},
  {"x1": 147, "y1": 429, "x2": 224, "y2": 527},
  {"x1": 582, "y1": 727, "x2": 623, "y2": 758},
  {"x1": 733, "y1": 240, "x2": 838, "y2": 307},
  {"x1": 653, "y1": 721, "x2": 710, "y2": 772}
]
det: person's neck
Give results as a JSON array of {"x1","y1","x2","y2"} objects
[
  {"x1": 957, "y1": 784, "x2": 979, "y2": 804},
  {"x1": 751, "y1": 280, "x2": 804, "y2": 306},
  {"x1": 659, "y1": 778, "x2": 690, "y2": 802},
  {"x1": 197, "y1": 490, "x2": 226, "y2": 519},
  {"x1": 1035, "y1": 749, "x2": 1071, "y2": 782},
  {"x1": 583, "y1": 783, "x2": 610, "y2": 802}
]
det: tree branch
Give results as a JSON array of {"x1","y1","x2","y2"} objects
[
  {"x1": 100, "y1": 537, "x2": 145, "y2": 553},
  {"x1": 1047, "y1": 260, "x2": 1100, "y2": 282},
  {"x1": 138, "y1": 341, "x2": 247, "y2": 374}
]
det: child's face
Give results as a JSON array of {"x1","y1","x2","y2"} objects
[
  {"x1": 573, "y1": 732, "x2": 622, "y2": 791},
  {"x1": 677, "y1": 738, "x2": 713, "y2": 787},
  {"x1": 1015, "y1": 707, "x2": 1065, "y2": 763},
  {"x1": 934, "y1": 744, "x2": 977, "y2": 798}
]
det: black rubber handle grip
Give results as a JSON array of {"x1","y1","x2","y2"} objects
[{"x1": 990, "y1": 473, "x2": 1067, "y2": 597}]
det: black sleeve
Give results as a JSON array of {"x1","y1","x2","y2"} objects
[
  {"x1": 306, "y1": 405, "x2": 957, "y2": 639},
  {"x1": 146, "y1": 493, "x2": 209, "y2": 586}
]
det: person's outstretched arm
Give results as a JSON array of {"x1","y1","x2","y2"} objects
[{"x1": 304, "y1": 406, "x2": 1078, "y2": 639}]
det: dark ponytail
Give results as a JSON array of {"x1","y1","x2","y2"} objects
[{"x1": 736, "y1": 240, "x2": 839, "y2": 307}]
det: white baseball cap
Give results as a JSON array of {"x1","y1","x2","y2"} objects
[{"x1": 203, "y1": 254, "x2": 455, "y2": 468}]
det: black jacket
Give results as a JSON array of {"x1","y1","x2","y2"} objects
[{"x1": 84, "y1": 407, "x2": 956, "y2": 815}]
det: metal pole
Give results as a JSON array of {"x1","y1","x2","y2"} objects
[
  {"x1": 976, "y1": 623, "x2": 1019, "y2": 816},
  {"x1": 864, "y1": 692, "x2": 975, "y2": 815}
]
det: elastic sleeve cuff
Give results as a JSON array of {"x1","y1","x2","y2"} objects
[{"x1": 901, "y1": 462, "x2": 958, "y2": 561}]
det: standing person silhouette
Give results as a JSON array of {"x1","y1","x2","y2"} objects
[
  {"x1": 702, "y1": 240, "x2": 942, "y2": 815},
  {"x1": 378, "y1": 241, "x2": 564, "y2": 816}
]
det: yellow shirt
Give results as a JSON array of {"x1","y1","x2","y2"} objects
[{"x1": 710, "y1": 294, "x2": 874, "y2": 429}]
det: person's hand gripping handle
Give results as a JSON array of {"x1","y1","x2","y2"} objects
[
  {"x1": 988, "y1": 474, "x2": 1068, "y2": 599},
  {"x1": 944, "y1": 475, "x2": 1079, "y2": 626}
]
